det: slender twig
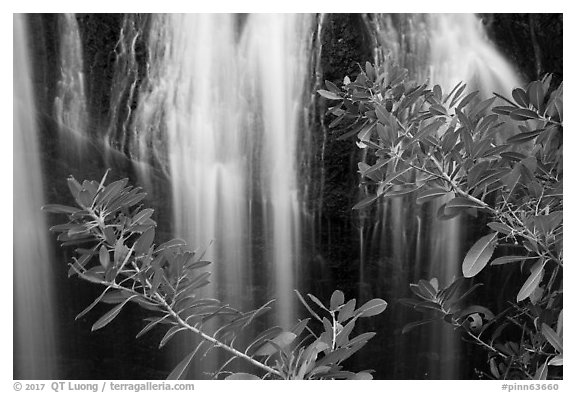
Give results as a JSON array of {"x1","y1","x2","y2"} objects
[{"x1": 85, "y1": 274, "x2": 282, "y2": 377}]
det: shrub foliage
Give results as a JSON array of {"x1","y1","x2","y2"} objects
[
  {"x1": 44, "y1": 172, "x2": 386, "y2": 379},
  {"x1": 319, "y1": 62, "x2": 562, "y2": 379}
]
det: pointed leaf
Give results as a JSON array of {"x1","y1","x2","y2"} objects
[
  {"x1": 307, "y1": 293, "x2": 329, "y2": 312},
  {"x1": 355, "y1": 298, "x2": 387, "y2": 318},
  {"x1": 517, "y1": 260, "x2": 545, "y2": 302},
  {"x1": 382, "y1": 167, "x2": 412, "y2": 186},
  {"x1": 548, "y1": 356, "x2": 563, "y2": 366},
  {"x1": 246, "y1": 326, "x2": 283, "y2": 356},
  {"x1": 76, "y1": 289, "x2": 109, "y2": 320},
  {"x1": 100, "y1": 290, "x2": 131, "y2": 304},
  {"x1": 338, "y1": 119, "x2": 372, "y2": 141},
  {"x1": 456, "y1": 90, "x2": 479, "y2": 110},
  {"x1": 318, "y1": 90, "x2": 342, "y2": 100},
  {"x1": 487, "y1": 222, "x2": 512, "y2": 235},
  {"x1": 508, "y1": 129, "x2": 544, "y2": 144},
  {"x1": 510, "y1": 108, "x2": 539, "y2": 121},
  {"x1": 534, "y1": 362, "x2": 548, "y2": 380},
  {"x1": 417, "y1": 279, "x2": 437, "y2": 299},
  {"x1": 325, "y1": 80, "x2": 341, "y2": 94},
  {"x1": 99, "y1": 245, "x2": 110, "y2": 269},
  {"x1": 416, "y1": 188, "x2": 447, "y2": 205},
  {"x1": 134, "y1": 227, "x2": 155, "y2": 255},
  {"x1": 527, "y1": 81, "x2": 545, "y2": 113},
  {"x1": 351, "y1": 372, "x2": 373, "y2": 380},
  {"x1": 78, "y1": 189, "x2": 93, "y2": 208},
  {"x1": 512, "y1": 88, "x2": 529, "y2": 107},
  {"x1": 136, "y1": 315, "x2": 170, "y2": 339},
  {"x1": 429, "y1": 104, "x2": 448, "y2": 116},
  {"x1": 68, "y1": 253, "x2": 93, "y2": 277},
  {"x1": 291, "y1": 318, "x2": 310, "y2": 337},
  {"x1": 67, "y1": 176, "x2": 82, "y2": 198},
  {"x1": 254, "y1": 332, "x2": 297, "y2": 356},
  {"x1": 42, "y1": 204, "x2": 82, "y2": 214},
  {"x1": 449, "y1": 83, "x2": 467, "y2": 107},
  {"x1": 338, "y1": 299, "x2": 356, "y2": 323},
  {"x1": 491, "y1": 256, "x2": 535, "y2": 266},
  {"x1": 99, "y1": 179, "x2": 128, "y2": 207},
  {"x1": 330, "y1": 290, "x2": 345, "y2": 311},
  {"x1": 102, "y1": 226, "x2": 116, "y2": 244},
  {"x1": 462, "y1": 232, "x2": 498, "y2": 277},
  {"x1": 490, "y1": 358, "x2": 501, "y2": 379},
  {"x1": 445, "y1": 197, "x2": 485, "y2": 211},
  {"x1": 225, "y1": 373, "x2": 261, "y2": 380},
  {"x1": 541, "y1": 323, "x2": 562, "y2": 353},
  {"x1": 346, "y1": 332, "x2": 376, "y2": 348},
  {"x1": 295, "y1": 290, "x2": 322, "y2": 322},
  {"x1": 352, "y1": 194, "x2": 379, "y2": 210},
  {"x1": 131, "y1": 208, "x2": 155, "y2": 227},
  {"x1": 92, "y1": 295, "x2": 137, "y2": 331},
  {"x1": 114, "y1": 239, "x2": 128, "y2": 266},
  {"x1": 159, "y1": 326, "x2": 187, "y2": 348},
  {"x1": 437, "y1": 278, "x2": 464, "y2": 305},
  {"x1": 492, "y1": 106, "x2": 517, "y2": 116},
  {"x1": 409, "y1": 283, "x2": 429, "y2": 300}
]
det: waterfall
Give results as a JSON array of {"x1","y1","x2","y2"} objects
[
  {"x1": 363, "y1": 13, "x2": 522, "y2": 378},
  {"x1": 129, "y1": 14, "x2": 315, "y2": 331},
  {"x1": 133, "y1": 14, "x2": 249, "y2": 317},
  {"x1": 54, "y1": 13, "x2": 88, "y2": 154},
  {"x1": 367, "y1": 14, "x2": 520, "y2": 93},
  {"x1": 241, "y1": 14, "x2": 315, "y2": 328},
  {"x1": 13, "y1": 14, "x2": 57, "y2": 379}
]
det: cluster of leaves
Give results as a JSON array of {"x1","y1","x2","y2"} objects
[
  {"x1": 229, "y1": 290, "x2": 386, "y2": 380},
  {"x1": 43, "y1": 171, "x2": 386, "y2": 380},
  {"x1": 319, "y1": 62, "x2": 562, "y2": 379}
]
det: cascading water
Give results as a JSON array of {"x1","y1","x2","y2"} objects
[
  {"x1": 362, "y1": 13, "x2": 523, "y2": 378},
  {"x1": 241, "y1": 14, "x2": 315, "y2": 328},
  {"x1": 54, "y1": 13, "x2": 88, "y2": 154},
  {"x1": 132, "y1": 14, "x2": 250, "y2": 319},
  {"x1": 367, "y1": 14, "x2": 521, "y2": 93},
  {"x1": 125, "y1": 14, "x2": 315, "y2": 332},
  {"x1": 13, "y1": 14, "x2": 57, "y2": 379}
]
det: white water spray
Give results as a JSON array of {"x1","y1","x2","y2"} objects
[
  {"x1": 130, "y1": 14, "x2": 315, "y2": 331},
  {"x1": 13, "y1": 14, "x2": 57, "y2": 379},
  {"x1": 241, "y1": 14, "x2": 314, "y2": 328}
]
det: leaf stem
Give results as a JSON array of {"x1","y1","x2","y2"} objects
[{"x1": 104, "y1": 274, "x2": 281, "y2": 377}]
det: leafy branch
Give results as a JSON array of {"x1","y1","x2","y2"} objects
[
  {"x1": 319, "y1": 61, "x2": 562, "y2": 379},
  {"x1": 44, "y1": 171, "x2": 387, "y2": 379}
]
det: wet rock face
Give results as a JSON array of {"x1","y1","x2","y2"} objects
[
  {"x1": 321, "y1": 14, "x2": 373, "y2": 84},
  {"x1": 306, "y1": 14, "x2": 373, "y2": 296},
  {"x1": 75, "y1": 14, "x2": 125, "y2": 124}
]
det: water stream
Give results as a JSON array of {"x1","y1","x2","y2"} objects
[
  {"x1": 124, "y1": 14, "x2": 316, "y2": 331},
  {"x1": 13, "y1": 14, "x2": 57, "y2": 379}
]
